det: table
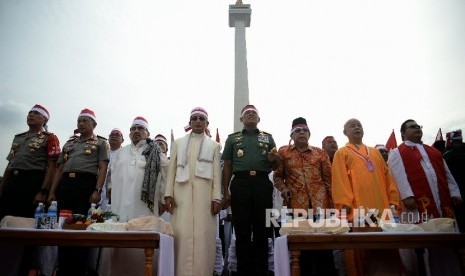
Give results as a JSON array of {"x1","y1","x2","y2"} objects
[
  {"x1": 287, "y1": 232, "x2": 465, "y2": 276},
  {"x1": 0, "y1": 228, "x2": 160, "y2": 276}
]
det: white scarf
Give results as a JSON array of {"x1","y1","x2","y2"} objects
[{"x1": 176, "y1": 132, "x2": 215, "y2": 182}]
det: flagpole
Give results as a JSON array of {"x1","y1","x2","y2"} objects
[{"x1": 170, "y1": 129, "x2": 174, "y2": 153}]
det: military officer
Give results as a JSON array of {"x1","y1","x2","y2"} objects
[
  {"x1": 48, "y1": 108, "x2": 109, "y2": 214},
  {"x1": 0, "y1": 104, "x2": 60, "y2": 275},
  {"x1": 0, "y1": 104, "x2": 60, "y2": 220},
  {"x1": 222, "y1": 104, "x2": 278, "y2": 276},
  {"x1": 47, "y1": 108, "x2": 109, "y2": 276}
]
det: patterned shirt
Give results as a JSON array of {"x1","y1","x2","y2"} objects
[{"x1": 274, "y1": 144, "x2": 332, "y2": 210}]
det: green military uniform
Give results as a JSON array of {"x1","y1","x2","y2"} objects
[
  {"x1": 57, "y1": 134, "x2": 109, "y2": 215},
  {"x1": 0, "y1": 130, "x2": 60, "y2": 220},
  {"x1": 223, "y1": 129, "x2": 276, "y2": 173},
  {"x1": 222, "y1": 128, "x2": 276, "y2": 275}
]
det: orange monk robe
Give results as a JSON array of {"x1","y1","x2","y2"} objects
[
  {"x1": 332, "y1": 143, "x2": 400, "y2": 218},
  {"x1": 332, "y1": 143, "x2": 401, "y2": 276}
]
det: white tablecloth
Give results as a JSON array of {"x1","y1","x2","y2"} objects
[
  {"x1": 158, "y1": 233, "x2": 174, "y2": 276},
  {"x1": 273, "y1": 236, "x2": 290, "y2": 276}
]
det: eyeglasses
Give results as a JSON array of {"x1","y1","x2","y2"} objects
[
  {"x1": 406, "y1": 124, "x2": 423, "y2": 130},
  {"x1": 109, "y1": 134, "x2": 122, "y2": 138},
  {"x1": 190, "y1": 116, "x2": 206, "y2": 122},
  {"x1": 130, "y1": 126, "x2": 146, "y2": 132},
  {"x1": 293, "y1": 127, "x2": 310, "y2": 134}
]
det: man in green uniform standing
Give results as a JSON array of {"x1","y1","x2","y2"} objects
[{"x1": 222, "y1": 104, "x2": 278, "y2": 276}]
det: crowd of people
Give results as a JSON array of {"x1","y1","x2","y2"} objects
[{"x1": 0, "y1": 103, "x2": 464, "y2": 276}]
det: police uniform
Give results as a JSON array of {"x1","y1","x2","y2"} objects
[
  {"x1": 222, "y1": 128, "x2": 276, "y2": 275},
  {"x1": 0, "y1": 130, "x2": 60, "y2": 220},
  {"x1": 56, "y1": 134, "x2": 109, "y2": 215}
]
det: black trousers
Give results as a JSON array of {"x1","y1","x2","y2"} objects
[
  {"x1": 57, "y1": 173, "x2": 97, "y2": 276},
  {"x1": 57, "y1": 172, "x2": 96, "y2": 215},
  {"x1": 0, "y1": 170, "x2": 45, "y2": 221},
  {"x1": 0, "y1": 170, "x2": 45, "y2": 275},
  {"x1": 230, "y1": 175, "x2": 273, "y2": 276}
]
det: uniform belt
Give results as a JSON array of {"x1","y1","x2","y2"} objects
[
  {"x1": 63, "y1": 172, "x2": 96, "y2": 179},
  {"x1": 9, "y1": 169, "x2": 44, "y2": 176},
  {"x1": 233, "y1": 170, "x2": 269, "y2": 178}
]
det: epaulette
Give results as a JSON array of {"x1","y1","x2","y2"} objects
[
  {"x1": 67, "y1": 136, "x2": 78, "y2": 142},
  {"x1": 97, "y1": 135, "x2": 107, "y2": 140},
  {"x1": 228, "y1": 131, "x2": 241, "y2": 137},
  {"x1": 14, "y1": 131, "x2": 28, "y2": 136},
  {"x1": 259, "y1": 131, "x2": 272, "y2": 136}
]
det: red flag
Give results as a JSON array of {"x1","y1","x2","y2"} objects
[
  {"x1": 435, "y1": 128, "x2": 443, "y2": 142},
  {"x1": 385, "y1": 129, "x2": 397, "y2": 151},
  {"x1": 216, "y1": 128, "x2": 220, "y2": 143}
]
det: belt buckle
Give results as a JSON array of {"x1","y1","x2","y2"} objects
[
  {"x1": 250, "y1": 171, "x2": 256, "y2": 176},
  {"x1": 14, "y1": 170, "x2": 19, "y2": 176},
  {"x1": 69, "y1": 172, "x2": 76, "y2": 178}
]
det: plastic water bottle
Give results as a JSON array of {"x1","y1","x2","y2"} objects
[
  {"x1": 47, "y1": 201, "x2": 58, "y2": 229},
  {"x1": 390, "y1": 205, "x2": 400, "y2": 223},
  {"x1": 87, "y1": 203, "x2": 96, "y2": 219},
  {"x1": 34, "y1": 203, "x2": 44, "y2": 229}
]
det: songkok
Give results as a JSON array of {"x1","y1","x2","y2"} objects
[
  {"x1": 290, "y1": 117, "x2": 308, "y2": 135},
  {"x1": 322, "y1": 136, "x2": 335, "y2": 148},
  {"x1": 110, "y1": 128, "x2": 123, "y2": 136},
  {"x1": 190, "y1": 107, "x2": 208, "y2": 121},
  {"x1": 154, "y1": 134, "x2": 168, "y2": 146},
  {"x1": 449, "y1": 130, "x2": 463, "y2": 141},
  {"x1": 132, "y1": 116, "x2": 149, "y2": 130},
  {"x1": 446, "y1": 129, "x2": 463, "y2": 148},
  {"x1": 375, "y1": 144, "x2": 387, "y2": 151},
  {"x1": 241, "y1": 105, "x2": 259, "y2": 117},
  {"x1": 30, "y1": 104, "x2": 50, "y2": 120},
  {"x1": 78, "y1": 108, "x2": 97, "y2": 122}
]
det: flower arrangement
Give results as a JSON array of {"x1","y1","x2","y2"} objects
[
  {"x1": 88, "y1": 208, "x2": 118, "y2": 223},
  {"x1": 64, "y1": 208, "x2": 118, "y2": 225}
]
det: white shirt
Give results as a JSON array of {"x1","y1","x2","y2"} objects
[{"x1": 111, "y1": 140, "x2": 169, "y2": 221}]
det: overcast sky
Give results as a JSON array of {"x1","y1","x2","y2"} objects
[{"x1": 1, "y1": 0, "x2": 464, "y2": 172}]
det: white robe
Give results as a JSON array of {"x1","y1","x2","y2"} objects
[
  {"x1": 165, "y1": 132, "x2": 222, "y2": 276},
  {"x1": 111, "y1": 140, "x2": 169, "y2": 221},
  {"x1": 100, "y1": 140, "x2": 169, "y2": 276}
]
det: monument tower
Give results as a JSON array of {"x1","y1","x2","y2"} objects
[{"x1": 229, "y1": 1, "x2": 251, "y2": 132}]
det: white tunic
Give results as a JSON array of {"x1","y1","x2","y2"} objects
[
  {"x1": 111, "y1": 140, "x2": 169, "y2": 221},
  {"x1": 165, "y1": 133, "x2": 222, "y2": 276},
  {"x1": 100, "y1": 140, "x2": 169, "y2": 276}
]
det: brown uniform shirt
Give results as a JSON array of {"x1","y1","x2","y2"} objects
[
  {"x1": 7, "y1": 130, "x2": 60, "y2": 171},
  {"x1": 57, "y1": 134, "x2": 109, "y2": 175}
]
